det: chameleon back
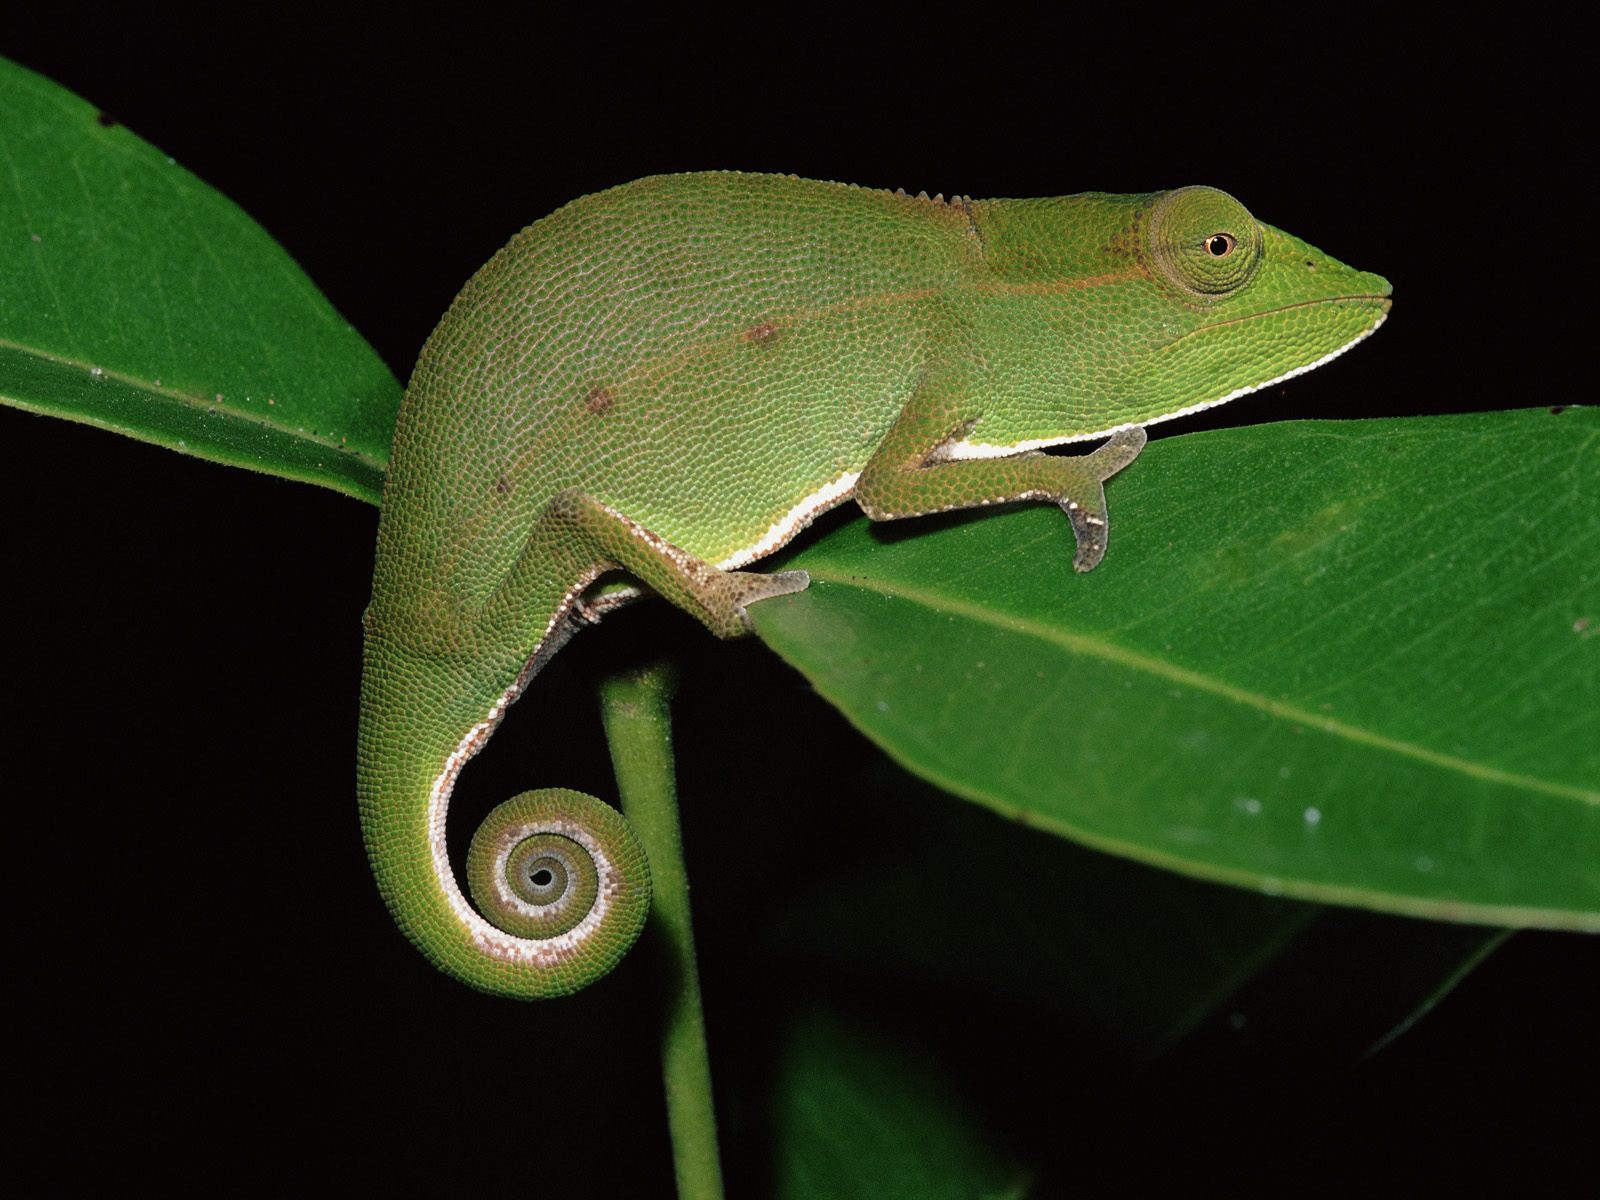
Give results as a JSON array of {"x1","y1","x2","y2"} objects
[{"x1": 372, "y1": 172, "x2": 986, "y2": 631}]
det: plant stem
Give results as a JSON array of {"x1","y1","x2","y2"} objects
[{"x1": 599, "y1": 661, "x2": 724, "y2": 1200}]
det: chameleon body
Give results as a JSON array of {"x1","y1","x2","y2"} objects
[{"x1": 357, "y1": 173, "x2": 1391, "y2": 997}]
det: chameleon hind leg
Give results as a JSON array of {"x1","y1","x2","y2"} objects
[
  {"x1": 856, "y1": 377, "x2": 1147, "y2": 572},
  {"x1": 477, "y1": 487, "x2": 810, "y2": 656}
]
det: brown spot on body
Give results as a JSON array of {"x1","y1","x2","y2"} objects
[
  {"x1": 746, "y1": 321, "x2": 781, "y2": 346},
  {"x1": 585, "y1": 385, "x2": 615, "y2": 414},
  {"x1": 96, "y1": 112, "x2": 118, "y2": 128},
  {"x1": 1125, "y1": 208, "x2": 1157, "y2": 284},
  {"x1": 495, "y1": 475, "x2": 511, "y2": 495},
  {"x1": 1105, "y1": 229, "x2": 1132, "y2": 258}
]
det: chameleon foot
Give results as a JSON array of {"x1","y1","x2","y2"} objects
[
  {"x1": 1061, "y1": 425, "x2": 1147, "y2": 573},
  {"x1": 726, "y1": 568, "x2": 810, "y2": 633}
]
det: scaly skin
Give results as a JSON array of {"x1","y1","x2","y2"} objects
[{"x1": 357, "y1": 173, "x2": 1391, "y2": 997}]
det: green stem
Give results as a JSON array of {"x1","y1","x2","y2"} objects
[{"x1": 599, "y1": 661, "x2": 724, "y2": 1200}]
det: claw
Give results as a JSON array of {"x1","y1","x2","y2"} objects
[
  {"x1": 1087, "y1": 425, "x2": 1147, "y2": 477},
  {"x1": 1062, "y1": 489, "x2": 1112, "y2": 572},
  {"x1": 730, "y1": 568, "x2": 811, "y2": 633}
]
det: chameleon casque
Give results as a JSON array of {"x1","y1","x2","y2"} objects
[{"x1": 357, "y1": 173, "x2": 1391, "y2": 998}]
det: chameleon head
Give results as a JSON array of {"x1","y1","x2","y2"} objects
[{"x1": 1125, "y1": 185, "x2": 1393, "y2": 425}]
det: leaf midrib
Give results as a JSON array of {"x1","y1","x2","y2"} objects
[
  {"x1": 0, "y1": 333, "x2": 387, "y2": 469},
  {"x1": 801, "y1": 566, "x2": 1599, "y2": 806}
]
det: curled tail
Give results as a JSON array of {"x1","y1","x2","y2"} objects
[{"x1": 356, "y1": 632, "x2": 650, "y2": 998}]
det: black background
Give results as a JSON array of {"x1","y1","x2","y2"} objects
[{"x1": 4, "y1": 10, "x2": 1592, "y2": 1192}]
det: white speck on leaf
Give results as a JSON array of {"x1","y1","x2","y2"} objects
[
  {"x1": 875, "y1": 700, "x2": 889, "y2": 713},
  {"x1": 89, "y1": 366, "x2": 104, "y2": 378},
  {"x1": 1234, "y1": 796, "x2": 1262, "y2": 816},
  {"x1": 1303, "y1": 806, "x2": 1322, "y2": 827},
  {"x1": 1415, "y1": 856, "x2": 1435, "y2": 873}
]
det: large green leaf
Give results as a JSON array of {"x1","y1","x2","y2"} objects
[
  {"x1": 755, "y1": 409, "x2": 1599, "y2": 929},
  {"x1": 0, "y1": 57, "x2": 398, "y2": 502}
]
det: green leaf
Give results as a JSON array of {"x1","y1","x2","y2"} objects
[
  {"x1": 768, "y1": 1006, "x2": 1029, "y2": 1200},
  {"x1": 0, "y1": 57, "x2": 398, "y2": 503},
  {"x1": 755, "y1": 409, "x2": 1599, "y2": 929}
]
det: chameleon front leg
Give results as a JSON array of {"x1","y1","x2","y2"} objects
[{"x1": 855, "y1": 376, "x2": 1147, "y2": 572}]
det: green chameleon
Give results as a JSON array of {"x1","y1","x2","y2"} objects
[{"x1": 358, "y1": 172, "x2": 1391, "y2": 998}]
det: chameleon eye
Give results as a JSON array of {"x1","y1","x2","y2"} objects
[{"x1": 1148, "y1": 187, "x2": 1262, "y2": 298}]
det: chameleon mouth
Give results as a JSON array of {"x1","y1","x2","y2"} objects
[{"x1": 1167, "y1": 292, "x2": 1392, "y2": 347}]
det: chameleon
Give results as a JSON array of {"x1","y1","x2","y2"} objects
[{"x1": 357, "y1": 172, "x2": 1391, "y2": 998}]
